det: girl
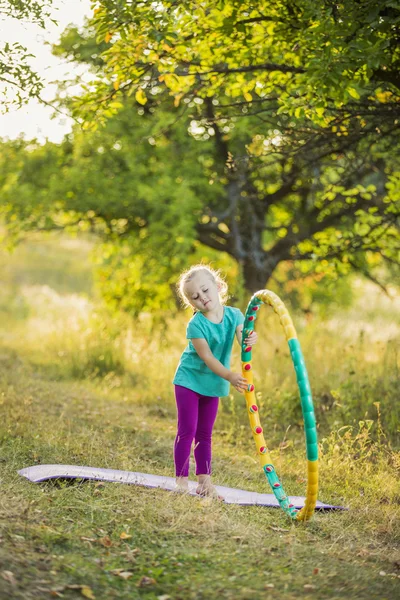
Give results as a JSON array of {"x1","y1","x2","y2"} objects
[{"x1": 172, "y1": 264, "x2": 258, "y2": 499}]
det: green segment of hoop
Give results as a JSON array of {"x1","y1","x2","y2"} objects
[
  {"x1": 263, "y1": 465, "x2": 299, "y2": 519},
  {"x1": 288, "y1": 338, "x2": 318, "y2": 462},
  {"x1": 241, "y1": 296, "x2": 262, "y2": 362}
]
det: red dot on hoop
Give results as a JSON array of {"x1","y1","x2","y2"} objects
[
  {"x1": 248, "y1": 316, "x2": 255, "y2": 321},
  {"x1": 252, "y1": 306, "x2": 259, "y2": 311},
  {"x1": 244, "y1": 364, "x2": 251, "y2": 371}
]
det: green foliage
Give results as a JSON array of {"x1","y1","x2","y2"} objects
[
  {"x1": 47, "y1": 2, "x2": 400, "y2": 295},
  {"x1": 81, "y1": 1, "x2": 400, "y2": 125},
  {"x1": 0, "y1": 1, "x2": 53, "y2": 25},
  {"x1": 0, "y1": 0, "x2": 56, "y2": 110},
  {"x1": 52, "y1": 20, "x2": 108, "y2": 68},
  {"x1": 1, "y1": 1, "x2": 399, "y2": 312}
]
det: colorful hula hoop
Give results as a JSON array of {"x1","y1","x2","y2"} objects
[{"x1": 242, "y1": 290, "x2": 318, "y2": 521}]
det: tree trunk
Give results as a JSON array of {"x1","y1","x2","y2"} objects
[{"x1": 241, "y1": 257, "x2": 274, "y2": 293}]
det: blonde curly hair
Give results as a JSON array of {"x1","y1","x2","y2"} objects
[{"x1": 176, "y1": 264, "x2": 229, "y2": 309}]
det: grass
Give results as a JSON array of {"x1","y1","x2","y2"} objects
[{"x1": 0, "y1": 232, "x2": 399, "y2": 599}]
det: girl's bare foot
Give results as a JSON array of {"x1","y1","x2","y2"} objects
[
  {"x1": 196, "y1": 475, "x2": 224, "y2": 501},
  {"x1": 175, "y1": 476, "x2": 189, "y2": 493}
]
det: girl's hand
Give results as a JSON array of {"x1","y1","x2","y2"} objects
[
  {"x1": 244, "y1": 331, "x2": 258, "y2": 346},
  {"x1": 229, "y1": 372, "x2": 248, "y2": 393}
]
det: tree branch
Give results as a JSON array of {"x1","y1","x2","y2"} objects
[
  {"x1": 175, "y1": 61, "x2": 304, "y2": 77},
  {"x1": 347, "y1": 258, "x2": 390, "y2": 296}
]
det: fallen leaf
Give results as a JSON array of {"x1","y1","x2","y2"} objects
[
  {"x1": 1, "y1": 571, "x2": 16, "y2": 586},
  {"x1": 269, "y1": 526, "x2": 289, "y2": 533},
  {"x1": 157, "y1": 595, "x2": 171, "y2": 600},
  {"x1": 81, "y1": 586, "x2": 95, "y2": 599},
  {"x1": 119, "y1": 572, "x2": 134, "y2": 581},
  {"x1": 138, "y1": 576, "x2": 156, "y2": 587},
  {"x1": 111, "y1": 569, "x2": 133, "y2": 580},
  {"x1": 67, "y1": 585, "x2": 85, "y2": 590},
  {"x1": 264, "y1": 583, "x2": 274, "y2": 589},
  {"x1": 304, "y1": 584, "x2": 316, "y2": 590},
  {"x1": 313, "y1": 568, "x2": 319, "y2": 575},
  {"x1": 379, "y1": 571, "x2": 386, "y2": 576},
  {"x1": 120, "y1": 532, "x2": 132, "y2": 540},
  {"x1": 98, "y1": 536, "x2": 113, "y2": 547},
  {"x1": 63, "y1": 584, "x2": 95, "y2": 598}
]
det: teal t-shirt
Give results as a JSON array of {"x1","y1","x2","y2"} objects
[{"x1": 173, "y1": 306, "x2": 245, "y2": 397}]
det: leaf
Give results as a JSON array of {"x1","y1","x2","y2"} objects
[
  {"x1": 1, "y1": 571, "x2": 16, "y2": 586},
  {"x1": 98, "y1": 535, "x2": 113, "y2": 547},
  {"x1": 174, "y1": 94, "x2": 183, "y2": 107},
  {"x1": 138, "y1": 576, "x2": 156, "y2": 587},
  {"x1": 135, "y1": 89, "x2": 147, "y2": 105},
  {"x1": 120, "y1": 532, "x2": 132, "y2": 540},
  {"x1": 347, "y1": 87, "x2": 360, "y2": 99},
  {"x1": 111, "y1": 569, "x2": 134, "y2": 580},
  {"x1": 66, "y1": 585, "x2": 95, "y2": 598},
  {"x1": 243, "y1": 92, "x2": 252, "y2": 102},
  {"x1": 294, "y1": 106, "x2": 303, "y2": 118},
  {"x1": 113, "y1": 80, "x2": 120, "y2": 91},
  {"x1": 105, "y1": 32, "x2": 112, "y2": 43},
  {"x1": 119, "y1": 571, "x2": 134, "y2": 580},
  {"x1": 81, "y1": 586, "x2": 96, "y2": 599}
]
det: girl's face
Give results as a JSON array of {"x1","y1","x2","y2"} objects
[{"x1": 184, "y1": 271, "x2": 221, "y2": 313}]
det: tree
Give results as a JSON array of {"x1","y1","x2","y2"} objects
[
  {"x1": 59, "y1": 3, "x2": 400, "y2": 290},
  {"x1": 1, "y1": 3, "x2": 399, "y2": 314},
  {"x1": 0, "y1": 0, "x2": 55, "y2": 110}
]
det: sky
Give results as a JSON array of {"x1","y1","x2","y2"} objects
[{"x1": 0, "y1": 0, "x2": 93, "y2": 143}]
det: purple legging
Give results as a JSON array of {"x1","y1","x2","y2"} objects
[{"x1": 174, "y1": 385, "x2": 219, "y2": 477}]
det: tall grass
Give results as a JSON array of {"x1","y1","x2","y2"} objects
[{"x1": 1, "y1": 233, "x2": 399, "y2": 443}]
